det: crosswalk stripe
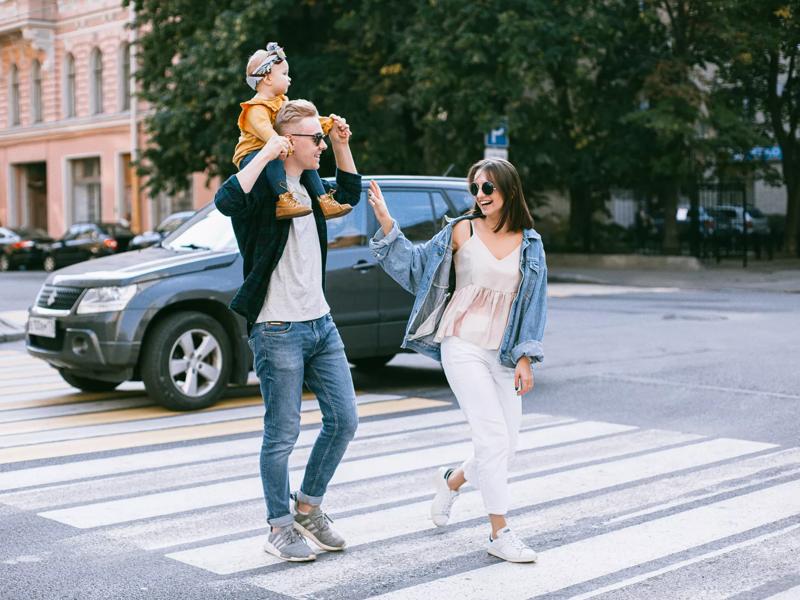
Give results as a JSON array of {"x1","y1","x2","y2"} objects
[
  {"x1": 764, "y1": 584, "x2": 800, "y2": 600},
  {"x1": 165, "y1": 437, "x2": 774, "y2": 575},
  {"x1": 0, "y1": 397, "x2": 156, "y2": 424},
  {"x1": 0, "y1": 391, "x2": 143, "y2": 410},
  {"x1": 0, "y1": 407, "x2": 485, "y2": 492},
  {"x1": 244, "y1": 447, "x2": 800, "y2": 597},
  {"x1": 0, "y1": 397, "x2": 447, "y2": 465},
  {"x1": 110, "y1": 428, "x2": 699, "y2": 552},
  {"x1": 0, "y1": 381, "x2": 70, "y2": 395},
  {"x1": 0, "y1": 397, "x2": 265, "y2": 435},
  {"x1": 568, "y1": 524, "x2": 800, "y2": 600},
  {"x1": 39, "y1": 420, "x2": 635, "y2": 528},
  {"x1": 369, "y1": 478, "x2": 800, "y2": 600},
  {"x1": 0, "y1": 392, "x2": 401, "y2": 448}
]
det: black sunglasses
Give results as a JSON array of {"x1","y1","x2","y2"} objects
[
  {"x1": 290, "y1": 133, "x2": 327, "y2": 146},
  {"x1": 469, "y1": 181, "x2": 495, "y2": 196}
]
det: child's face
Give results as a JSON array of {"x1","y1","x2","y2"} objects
[{"x1": 264, "y1": 60, "x2": 291, "y2": 96}]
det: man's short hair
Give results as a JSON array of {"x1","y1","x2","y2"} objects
[{"x1": 274, "y1": 99, "x2": 319, "y2": 134}]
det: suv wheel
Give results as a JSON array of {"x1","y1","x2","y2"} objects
[
  {"x1": 43, "y1": 255, "x2": 56, "y2": 272},
  {"x1": 351, "y1": 354, "x2": 396, "y2": 370},
  {"x1": 0, "y1": 254, "x2": 12, "y2": 272},
  {"x1": 141, "y1": 311, "x2": 232, "y2": 411},
  {"x1": 59, "y1": 370, "x2": 122, "y2": 392}
]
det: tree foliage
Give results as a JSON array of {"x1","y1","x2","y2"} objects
[{"x1": 129, "y1": 0, "x2": 800, "y2": 254}]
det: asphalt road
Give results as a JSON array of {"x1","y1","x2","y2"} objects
[
  {"x1": 1, "y1": 283, "x2": 799, "y2": 599},
  {"x1": 0, "y1": 271, "x2": 47, "y2": 311}
]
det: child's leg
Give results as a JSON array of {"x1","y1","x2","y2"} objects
[
  {"x1": 265, "y1": 158, "x2": 289, "y2": 197},
  {"x1": 266, "y1": 159, "x2": 312, "y2": 220},
  {"x1": 302, "y1": 170, "x2": 353, "y2": 220}
]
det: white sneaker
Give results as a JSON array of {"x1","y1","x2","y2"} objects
[
  {"x1": 430, "y1": 467, "x2": 459, "y2": 527},
  {"x1": 487, "y1": 527, "x2": 537, "y2": 563}
]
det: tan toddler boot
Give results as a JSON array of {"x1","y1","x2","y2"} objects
[
  {"x1": 276, "y1": 192, "x2": 312, "y2": 220},
  {"x1": 318, "y1": 192, "x2": 353, "y2": 220}
]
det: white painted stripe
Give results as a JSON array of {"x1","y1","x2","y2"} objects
[
  {"x1": 0, "y1": 407, "x2": 477, "y2": 492},
  {"x1": 116, "y1": 428, "x2": 698, "y2": 552},
  {"x1": 167, "y1": 437, "x2": 774, "y2": 575},
  {"x1": 764, "y1": 584, "x2": 800, "y2": 600},
  {"x1": 598, "y1": 374, "x2": 800, "y2": 401},
  {"x1": 40, "y1": 420, "x2": 634, "y2": 528},
  {"x1": 370, "y1": 478, "x2": 800, "y2": 600},
  {"x1": 0, "y1": 398, "x2": 155, "y2": 423},
  {"x1": 247, "y1": 447, "x2": 800, "y2": 597},
  {"x1": 0, "y1": 393, "x2": 404, "y2": 448},
  {"x1": 569, "y1": 524, "x2": 800, "y2": 600}
]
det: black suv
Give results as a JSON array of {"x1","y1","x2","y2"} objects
[{"x1": 27, "y1": 176, "x2": 473, "y2": 410}]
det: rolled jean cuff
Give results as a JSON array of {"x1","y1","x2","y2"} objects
[
  {"x1": 268, "y1": 513, "x2": 295, "y2": 528},
  {"x1": 296, "y1": 489, "x2": 323, "y2": 506}
]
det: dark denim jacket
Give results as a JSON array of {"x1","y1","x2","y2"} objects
[
  {"x1": 369, "y1": 215, "x2": 547, "y2": 368},
  {"x1": 214, "y1": 156, "x2": 361, "y2": 326}
]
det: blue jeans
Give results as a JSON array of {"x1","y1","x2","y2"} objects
[{"x1": 248, "y1": 313, "x2": 358, "y2": 527}]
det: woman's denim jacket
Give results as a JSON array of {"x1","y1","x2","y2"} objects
[{"x1": 369, "y1": 215, "x2": 547, "y2": 368}]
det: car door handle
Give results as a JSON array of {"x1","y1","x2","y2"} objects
[{"x1": 351, "y1": 260, "x2": 376, "y2": 272}]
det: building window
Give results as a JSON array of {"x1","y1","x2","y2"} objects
[
  {"x1": 10, "y1": 64, "x2": 20, "y2": 126},
  {"x1": 90, "y1": 48, "x2": 104, "y2": 114},
  {"x1": 32, "y1": 59, "x2": 43, "y2": 123},
  {"x1": 71, "y1": 158, "x2": 102, "y2": 223},
  {"x1": 65, "y1": 53, "x2": 76, "y2": 118},
  {"x1": 120, "y1": 42, "x2": 131, "y2": 111}
]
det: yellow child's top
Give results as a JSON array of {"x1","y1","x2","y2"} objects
[{"x1": 232, "y1": 94, "x2": 335, "y2": 167}]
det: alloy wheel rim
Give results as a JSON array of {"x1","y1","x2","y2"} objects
[{"x1": 168, "y1": 328, "x2": 222, "y2": 397}]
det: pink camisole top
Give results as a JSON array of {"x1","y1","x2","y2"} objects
[{"x1": 434, "y1": 225, "x2": 522, "y2": 350}]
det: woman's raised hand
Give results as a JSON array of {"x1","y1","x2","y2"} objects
[{"x1": 368, "y1": 180, "x2": 394, "y2": 235}]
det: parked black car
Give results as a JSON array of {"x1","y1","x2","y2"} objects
[
  {"x1": 42, "y1": 222, "x2": 135, "y2": 272},
  {"x1": 129, "y1": 211, "x2": 195, "y2": 251},
  {"x1": 27, "y1": 176, "x2": 474, "y2": 410},
  {"x1": 0, "y1": 226, "x2": 53, "y2": 271}
]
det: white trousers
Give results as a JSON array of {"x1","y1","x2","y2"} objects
[{"x1": 440, "y1": 335, "x2": 522, "y2": 515}]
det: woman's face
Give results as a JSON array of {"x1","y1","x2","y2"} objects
[{"x1": 472, "y1": 170, "x2": 505, "y2": 219}]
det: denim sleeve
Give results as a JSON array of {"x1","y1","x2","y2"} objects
[
  {"x1": 510, "y1": 244, "x2": 547, "y2": 364},
  {"x1": 324, "y1": 169, "x2": 362, "y2": 206},
  {"x1": 369, "y1": 221, "x2": 434, "y2": 295},
  {"x1": 214, "y1": 175, "x2": 249, "y2": 217}
]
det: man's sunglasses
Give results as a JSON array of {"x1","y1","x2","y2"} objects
[
  {"x1": 289, "y1": 133, "x2": 327, "y2": 146},
  {"x1": 469, "y1": 181, "x2": 495, "y2": 196}
]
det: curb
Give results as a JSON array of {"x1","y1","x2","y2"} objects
[{"x1": 548, "y1": 253, "x2": 703, "y2": 271}]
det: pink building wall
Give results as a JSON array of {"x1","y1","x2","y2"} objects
[{"x1": 0, "y1": 0, "x2": 218, "y2": 236}]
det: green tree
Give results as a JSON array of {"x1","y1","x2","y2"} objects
[{"x1": 714, "y1": 1, "x2": 800, "y2": 256}]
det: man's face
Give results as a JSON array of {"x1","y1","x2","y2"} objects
[{"x1": 287, "y1": 116, "x2": 327, "y2": 171}]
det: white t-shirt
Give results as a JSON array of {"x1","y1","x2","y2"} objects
[{"x1": 256, "y1": 174, "x2": 330, "y2": 322}]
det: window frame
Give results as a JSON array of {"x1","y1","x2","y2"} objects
[
  {"x1": 64, "y1": 53, "x2": 76, "y2": 118},
  {"x1": 31, "y1": 59, "x2": 43, "y2": 123},
  {"x1": 90, "y1": 47, "x2": 104, "y2": 115},
  {"x1": 9, "y1": 64, "x2": 20, "y2": 126}
]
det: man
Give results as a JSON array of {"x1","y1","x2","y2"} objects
[{"x1": 215, "y1": 99, "x2": 361, "y2": 562}]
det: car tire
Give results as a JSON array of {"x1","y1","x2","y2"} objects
[
  {"x1": 351, "y1": 354, "x2": 396, "y2": 370},
  {"x1": 43, "y1": 255, "x2": 56, "y2": 272},
  {"x1": 59, "y1": 370, "x2": 122, "y2": 392},
  {"x1": 141, "y1": 311, "x2": 232, "y2": 411},
  {"x1": 0, "y1": 254, "x2": 13, "y2": 272}
]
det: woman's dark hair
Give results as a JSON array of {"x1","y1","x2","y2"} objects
[{"x1": 467, "y1": 158, "x2": 534, "y2": 233}]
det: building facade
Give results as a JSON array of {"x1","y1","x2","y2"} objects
[{"x1": 0, "y1": 0, "x2": 215, "y2": 236}]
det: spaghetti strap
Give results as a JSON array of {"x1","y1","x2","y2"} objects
[{"x1": 468, "y1": 219, "x2": 474, "y2": 237}]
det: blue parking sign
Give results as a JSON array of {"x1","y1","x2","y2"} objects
[{"x1": 485, "y1": 122, "x2": 509, "y2": 148}]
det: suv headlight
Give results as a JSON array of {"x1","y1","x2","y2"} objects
[{"x1": 76, "y1": 285, "x2": 137, "y2": 314}]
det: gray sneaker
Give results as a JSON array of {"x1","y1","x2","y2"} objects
[
  {"x1": 294, "y1": 504, "x2": 347, "y2": 551},
  {"x1": 263, "y1": 526, "x2": 316, "y2": 562}
]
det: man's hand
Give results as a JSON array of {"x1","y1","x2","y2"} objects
[
  {"x1": 368, "y1": 180, "x2": 394, "y2": 235},
  {"x1": 514, "y1": 356, "x2": 534, "y2": 396},
  {"x1": 329, "y1": 114, "x2": 352, "y2": 145}
]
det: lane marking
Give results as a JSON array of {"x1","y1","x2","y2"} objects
[{"x1": 0, "y1": 397, "x2": 446, "y2": 465}]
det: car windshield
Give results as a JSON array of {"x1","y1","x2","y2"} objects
[
  {"x1": 163, "y1": 207, "x2": 238, "y2": 252},
  {"x1": 748, "y1": 207, "x2": 765, "y2": 218},
  {"x1": 157, "y1": 214, "x2": 190, "y2": 234},
  {"x1": 16, "y1": 227, "x2": 49, "y2": 238}
]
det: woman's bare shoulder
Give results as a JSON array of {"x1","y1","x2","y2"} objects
[{"x1": 451, "y1": 219, "x2": 472, "y2": 252}]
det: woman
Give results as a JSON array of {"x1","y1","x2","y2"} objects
[{"x1": 368, "y1": 158, "x2": 546, "y2": 563}]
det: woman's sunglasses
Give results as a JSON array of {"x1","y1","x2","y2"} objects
[
  {"x1": 289, "y1": 133, "x2": 327, "y2": 146},
  {"x1": 469, "y1": 181, "x2": 495, "y2": 196}
]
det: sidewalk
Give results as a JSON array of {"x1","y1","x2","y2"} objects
[
  {"x1": 0, "y1": 310, "x2": 27, "y2": 343},
  {"x1": 548, "y1": 255, "x2": 800, "y2": 294}
]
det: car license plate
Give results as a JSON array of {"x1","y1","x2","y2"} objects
[{"x1": 28, "y1": 316, "x2": 56, "y2": 338}]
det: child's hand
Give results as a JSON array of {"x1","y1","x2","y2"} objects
[
  {"x1": 265, "y1": 135, "x2": 292, "y2": 160},
  {"x1": 328, "y1": 114, "x2": 351, "y2": 145}
]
